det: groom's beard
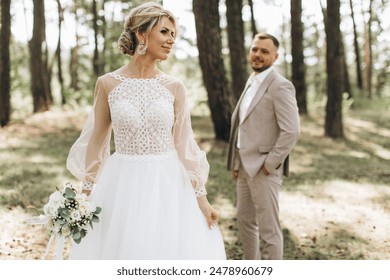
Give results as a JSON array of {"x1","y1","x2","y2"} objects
[{"x1": 252, "y1": 65, "x2": 271, "y2": 73}]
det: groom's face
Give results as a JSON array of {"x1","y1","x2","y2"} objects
[{"x1": 249, "y1": 38, "x2": 279, "y2": 73}]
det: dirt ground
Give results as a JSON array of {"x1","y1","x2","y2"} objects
[{"x1": 2, "y1": 180, "x2": 389, "y2": 260}]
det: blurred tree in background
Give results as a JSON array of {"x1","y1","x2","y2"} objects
[
  {"x1": 0, "y1": 0, "x2": 11, "y2": 127},
  {"x1": 0, "y1": 0, "x2": 389, "y2": 139}
]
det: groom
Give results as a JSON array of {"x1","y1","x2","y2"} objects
[{"x1": 227, "y1": 33, "x2": 300, "y2": 259}]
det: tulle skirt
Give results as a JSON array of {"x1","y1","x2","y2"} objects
[{"x1": 68, "y1": 151, "x2": 226, "y2": 260}]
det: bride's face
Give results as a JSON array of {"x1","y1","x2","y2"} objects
[{"x1": 145, "y1": 17, "x2": 176, "y2": 61}]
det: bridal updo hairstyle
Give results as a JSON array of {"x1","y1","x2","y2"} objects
[{"x1": 118, "y1": 2, "x2": 176, "y2": 56}]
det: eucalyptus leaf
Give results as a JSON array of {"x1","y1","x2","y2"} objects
[
  {"x1": 56, "y1": 219, "x2": 66, "y2": 225},
  {"x1": 59, "y1": 208, "x2": 70, "y2": 218},
  {"x1": 73, "y1": 231, "x2": 81, "y2": 240},
  {"x1": 64, "y1": 187, "x2": 76, "y2": 198},
  {"x1": 91, "y1": 215, "x2": 99, "y2": 223},
  {"x1": 94, "y1": 207, "x2": 102, "y2": 214}
]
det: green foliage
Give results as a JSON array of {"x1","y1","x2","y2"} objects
[
  {"x1": 94, "y1": 206, "x2": 102, "y2": 215},
  {"x1": 91, "y1": 215, "x2": 99, "y2": 223},
  {"x1": 10, "y1": 39, "x2": 30, "y2": 92},
  {"x1": 64, "y1": 187, "x2": 76, "y2": 199},
  {"x1": 59, "y1": 208, "x2": 70, "y2": 219}
]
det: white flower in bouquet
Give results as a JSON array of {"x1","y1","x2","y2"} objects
[
  {"x1": 37, "y1": 182, "x2": 102, "y2": 244},
  {"x1": 49, "y1": 191, "x2": 64, "y2": 203},
  {"x1": 50, "y1": 224, "x2": 59, "y2": 234},
  {"x1": 70, "y1": 210, "x2": 82, "y2": 221},
  {"x1": 75, "y1": 192, "x2": 88, "y2": 201}
]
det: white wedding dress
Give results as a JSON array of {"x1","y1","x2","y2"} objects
[{"x1": 66, "y1": 72, "x2": 226, "y2": 259}]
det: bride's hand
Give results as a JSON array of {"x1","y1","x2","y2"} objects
[
  {"x1": 82, "y1": 189, "x2": 92, "y2": 196},
  {"x1": 197, "y1": 196, "x2": 218, "y2": 229}
]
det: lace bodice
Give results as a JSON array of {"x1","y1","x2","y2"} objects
[
  {"x1": 108, "y1": 73, "x2": 175, "y2": 155},
  {"x1": 66, "y1": 71, "x2": 209, "y2": 196}
]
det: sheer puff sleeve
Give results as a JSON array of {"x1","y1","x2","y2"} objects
[
  {"x1": 66, "y1": 76, "x2": 112, "y2": 184},
  {"x1": 171, "y1": 79, "x2": 210, "y2": 197}
]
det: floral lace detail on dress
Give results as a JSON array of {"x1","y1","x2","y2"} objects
[
  {"x1": 194, "y1": 186, "x2": 207, "y2": 197},
  {"x1": 108, "y1": 73, "x2": 175, "y2": 156}
]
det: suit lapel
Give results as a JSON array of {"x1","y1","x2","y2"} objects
[
  {"x1": 232, "y1": 74, "x2": 253, "y2": 124},
  {"x1": 242, "y1": 70, "x2": 276, "y2": 123}
]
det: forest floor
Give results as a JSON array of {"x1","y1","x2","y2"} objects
[{"x1": 1, "y1": 99, "x2": 390, "y2": 260}]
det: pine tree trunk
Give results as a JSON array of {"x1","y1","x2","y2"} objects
[
  {"x1": 70, "y1": 46, "x2": 80, "y2": 93},
  {"x1": 291, "y1": 0, "x2": 307, "y2": 115},
  {"x1": 364, "y1": 0, "x2": 373, "y2": 98},
  {"x1": 193, "y1": 0, "x2": 233, "y2": 141},
  {"x1": 56, "y1": 0, "x2": 65, "y2": 105},
  {"x1": 226, "y1": 0, "x2": 248, "y2": 102},
  {"x1": 101, "y1": 0, "x2": 107, "y2": 74},
  {"x1": 29, "y1": 0, "x2": 52, "y2": 113},
  {"x1": 350, "y1": 0, "x2": 364, "y2": 90},
  {"x1": 92, "y1": 0, "x2": 100, "y2": 77},
  {"x1": 325, "y1": 0, "x2": 344, "y2": 138},
  {"x1": 247, "y1": 0, "x2": 257, "y2": 38},
  {"x1": 0, "y1": 0, "x2": 12, "y2": 127},
  {"x1": 70, "y1": 6, "x2": 80, "y2": 93},
  {"x1": 342, "y1": 42, "x2": 353, "y2": 99}
]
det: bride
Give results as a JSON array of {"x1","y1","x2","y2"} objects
[{"x1": 66, "y1": 2, "x2": 226, "y2": 259}]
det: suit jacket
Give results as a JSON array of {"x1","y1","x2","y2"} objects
[{"x1": 227, "y1": 69, "x2": 300, "y2": 178}]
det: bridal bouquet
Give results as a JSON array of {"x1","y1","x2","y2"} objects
[{"x1": 32, "y1": 182, "x2": 101, "y2": 244}]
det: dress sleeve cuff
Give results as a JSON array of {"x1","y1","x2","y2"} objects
[
  {"x1": 81, "y1": 181, "x2": 96, "y2": 191},
  {"x1": 194, "y1": 186, "x2": 207, "y2": 197}
]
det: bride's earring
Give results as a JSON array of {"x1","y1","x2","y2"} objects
[{"x1": 137, "y1": 40, "x2": 147, "y2": 55}]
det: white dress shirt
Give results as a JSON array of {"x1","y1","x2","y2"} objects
[{"x1": 237, "y1": 66, "x2": 274, "y2": 149}]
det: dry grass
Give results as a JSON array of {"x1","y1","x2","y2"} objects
[{"x1": 1, "y1": 101, "x2": 389, "y2": 260}]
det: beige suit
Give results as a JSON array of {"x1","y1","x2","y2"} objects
[{"x1": 227, "y1": 69, "x2": 300, "y2": 259}]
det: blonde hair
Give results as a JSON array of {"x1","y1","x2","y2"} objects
[{"x1": 117, "y1": 2, "x2": 177, "y2": 56}]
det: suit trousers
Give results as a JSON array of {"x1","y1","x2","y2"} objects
[{"x1": 236, "y1": 153, "x2": 284, "y2": 260}]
